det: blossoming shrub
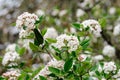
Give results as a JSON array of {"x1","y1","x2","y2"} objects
[{"x1": 1, "y1": 12, "x2": 120, "y2": 80}]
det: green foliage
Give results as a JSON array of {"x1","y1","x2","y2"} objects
[
  {"x1": 29, "y1": 42, "x2": 39, "y2": 52},
  {"x1": 33, "y1": 28, "x2": 44, "y2": 46},
  {"x1": 64, "y1": 58, "x2": 73, "y2": 72},
  {"x1": 39, "y1": 75, "x2": 47, "y2": 80},
  {"x1": 15, "y1": 45, "x2": 25, "y2": 56}
]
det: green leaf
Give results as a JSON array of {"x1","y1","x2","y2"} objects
[
  {"x1": 80, "y1": 39, "x2": 90, "y2": 49},
  {"x1": 49, "y1": 67, "x2": 61, "y2": 76},
  {"x1": 98, "y1": 18, "x2": 106, "y2": 28},
  {"x1": 64, "y1": 58, "x2": 73, "y2": 72},
  {"x1": 46, "y1": 38, "x2": 57, "y2": 43},
  {"x1": 72, "y1": 23, "x2": 81, "y2": 30},
  {"x1": 41, "y1": 28, "x2": 47, "y2": 36},
  {"x1": 0, "y1": 76, "x2": 5, "y2": 80},
  {"x1": 33, "y1": 28, "x2": 44, "y2": 46},
  {"x1": 35, "y1": 16, "x2": 44, "y2": 24},
  {"x1": 29, "y1": 42, "x2": 39, "y2": 51},
  {"x1": 39, "y1": 75, "x2": 47, "y2": 80},
  {"x1": 15, "y1": 45, "x2": 25, "y2": 55}
]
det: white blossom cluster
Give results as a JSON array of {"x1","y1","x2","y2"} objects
[
  {"x1": 109, "y1": 7, "x2": 116, "y2": 15},
  {"x1": 93, "y1": 55, "x2": 104, "y2": 62},
  {"x1": 2, "y1": 69, "x2": 21, "y2": 80},
  {"x1": 51, "y1": 34, "x2": 79, "y2": 53},
  {"x1": 103, "y1": 62, "x2": 117, "y2": 74},
  {"x1": 40, "y1": 53, "x2": 51, "y2": 64},
  {"x1": 113, "y1": 24, "x2": 120, "y2": 36},
  {"x1": 78, "y1": 0, "x2": 94, "y2": 9},
  {"x1": 2, "y1": 44, "x2": 20, "y2": 66},
  {"x1": 0, "y1": 0, "x2": 23, "y2": 16},
  {"x1": 44, "y1": 27, "x2": 58, "y2": 39},
  {"x1": 64, "y1": 27, "x2": 76, "y2": 34},
  {"x1": 78, "y1": 54, "x2": 88, "y2": 62},
  {"x1": 113, "y1": 69, "x2": 120, "y2": 79},
  {"x1": 33, "y1": 60, "x2": 64, "y2": 79},
  {"x1": 102, "y1": 45, "x2": 115, "y2": 58},
  {"x1": 76, "y1": 9, "x2": 85, "y2": 18},
  {"x1": 82, "y1": 19, "x2": 102, "y2": 37},
  {"x1": 16, "y1": 12, "x2": 39, "y2": 38}
]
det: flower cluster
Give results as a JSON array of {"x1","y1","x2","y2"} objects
[
  {"x1": 102, "y1": 45, "x2": 115, "y2": 58},
  {"x1": 2, "y1": 69, "x2": 21, "y2": 80},
  {"x1": 113, "y1": 24, "x2": 120, "y2": 36},
  {"x1": 16, "y1": 12, "x2": 39, "y2": 38},
  {"x1": 51, "y1": 34, "x2": 79, "y2": 53},
  {"x1": 82, "y1": 19, "x2": 102, "y2": 37},
  {"x1": 44, "y1": 27, "x2": 58, "y2": 39},
  {"x1": 103, "y1": 62, "x2": 117, "y2": 74},
  {"x1": 2, "y1": 44, "x2": 20, "y2": 66},
  {"x1": 33, "y1": 60, "x2": 64, "y2": 79}
]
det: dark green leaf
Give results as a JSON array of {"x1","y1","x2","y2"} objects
[
  {"x1": 48, "y1": 67, "x2": 61, "y2": 76},
  {"x1": 33, "y1": 28, "x2": 44, "y2": 46},
  {"x1": 72, "y1": 23, "x2": 81, "y2": 30},
  {"x1": 39, "y1": 75, "x2": 47, "y2": 80},
  {"x1": 80, "y1": 39, "x2": 90, "y2": 49},
  {"x1": 64, "y1": 58, "x2": 73, "y2": 72},
  {"x1": 0, "y1": 76, "x2": 5, "y2": 80}
]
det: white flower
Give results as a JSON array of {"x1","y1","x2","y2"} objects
[
  {"x1": 33, "y1": 60, "x2": 64, "y2": 79},
  {"x1": 113, "y1": 69, "x2": 120, "y2": 78},
  {"x1": 40, "y1": 53, "x2": 51, "y2": 64},
  {"x1": 16, "y1": 12, "x2": 39, "y2": 30},
  {"x1": 82, "y1": 19, "x2": 102, "y2": 37},
  {"x1": 103, "y1": 62, "x2": 117, "y2": 74},
  {"x1": 19, "y1": 29, "x2": 31, "y2": 38},
  {"x1": 91, "y1": 77, "x2": 99, "y2": 80},
  {"x1": 5, "y1": 44, "x2": 16, "y2": 52},
  {"x1": 109, "y1": 7, "x2": 116, "y2": 15},
  {"x1": 78, "y1": 0, "x2": 94, "y2": 9},
  {"x1": 2, "y1": 69, "x2": 21, "y2": 80},
  {"x1": 93, "y1": 55, "x2": 104, "y2": 61},
  {"x1": 35, "y1": 9, "x2": 45, "y2": 16},
  {"x1": 16, "y1": 12, "x2": 39, "y2": 38},
  {"x1": 59, "y1": 10, "x2": 67, "y2": 17},
  {"x1": 51, "y1": 34, "x2": 79, "y2": 53},
  {"x1": 51, "y1": 9, "x2": 59, "y2": 16},
  {"x1": 64, "y1": 27, "x2": 76, "y2": 33},
  {"x1": 78, "y1": 54, "x2": 87, "y2": 62},
  {"x1": 44, "y1": 27, "x2": 58, "y2": 39},
  {"x1": 2, "y1": 51, "x2": 20, "y2": 66},
  {"x1": 76, "y1": 9, "x2": 85, "y2": 18},
  {"x1": 102, "y1": 45, "x2": 115, "y2": 58},
  {"x1": 101, "y1": 78, "x2": 106, "y2": 80},
  {"x1": 113, "y1": 24, "x2": 120, "y2": 36}
]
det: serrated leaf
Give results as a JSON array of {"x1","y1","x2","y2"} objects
[
  {"x1": 33, "y1": 28, "x2": 44, "y2": 46},
  {"x1": 49, "y1": 67, "x2": 61, "y2": 76},
  {"x1": 64, "y1": 58, "x2": 73, "y2": 72}
]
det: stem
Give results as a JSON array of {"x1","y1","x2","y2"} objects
[{"x1": 45, "y1": 49, "x2": 54, "y2": 60}]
